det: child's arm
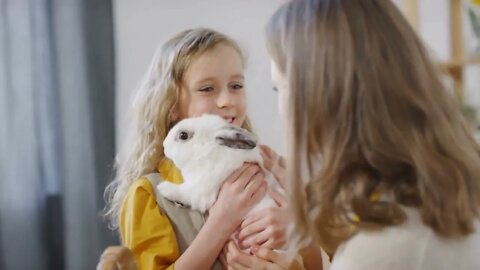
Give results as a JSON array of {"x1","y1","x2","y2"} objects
[{"x1": 172, "y1": 216, "x2": 231, "y2": 269}]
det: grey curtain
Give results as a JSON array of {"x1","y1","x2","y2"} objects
[{"x1": 0, "y1": 0, "x2": 118, "y2": 269}]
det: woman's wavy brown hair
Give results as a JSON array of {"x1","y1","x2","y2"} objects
[{"x1": 266, "y1": 0, "x2": 480, "y2": 254}]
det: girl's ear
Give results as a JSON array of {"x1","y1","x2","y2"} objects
[
  {"x1": 168, "y1": 106, "x2": 181, "y2": 130},
  {"x1": 171, "y1": 89, "x2": 186, "y2": 122},
  {"x1": 170, "y1": 111, "x2": 179, "y2": 122},
  {"x1": 169, "y1": 104, "x2": 180, "y2": 122},
  {"x1": 168, "y1": 115, "x2": 179, "y2": 130}
]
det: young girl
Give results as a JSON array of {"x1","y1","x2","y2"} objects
[
  {"x1": 105, "y1": 28, "x2": 294, "y2": 270},
  {"x1": 224, "y1": 0, "x2": 480, "y2": 269}
]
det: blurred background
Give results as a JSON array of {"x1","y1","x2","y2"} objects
[{"x1": 0, "y1": 0, "x2": 479, "y2": 269}]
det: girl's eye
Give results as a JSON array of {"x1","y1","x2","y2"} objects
[
  {"x1": 231, "y1": 83, "x2": 244, "y2": 90},
  {"x1": 199, "y1": 86, "x2": 214, "y2": 92}
]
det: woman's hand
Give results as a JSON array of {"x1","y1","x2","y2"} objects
[
  {"x1": 260, "y1": 145, "x2": 286, "y2": 188},
  {"x1": 220, "y1": 241, "x2": 295, "y2": 270},
  {"x1": 236, "y1": 145, "x2": 291, "y2": 250},
  {"x1": 209, "y1": 163, "x2": 268, "y2": 235},
  {"x1": 237, "y1": 189, "x2": 291, "y2": 249}
]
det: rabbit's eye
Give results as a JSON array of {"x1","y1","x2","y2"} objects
[{"x1": 179, "y1": 131, "x2": 189, "y2": 141}]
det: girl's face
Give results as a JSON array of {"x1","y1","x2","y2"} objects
[
  {"x1": 177, "y1": 44, "x2": 247, "y2": 127},
  {"x1": 270, "y1": 60, "x2": 288, "y2": 118}
]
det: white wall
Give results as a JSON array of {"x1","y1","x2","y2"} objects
[{"x1": 114, "y1": 0, "x2": 480, "y2": 154}]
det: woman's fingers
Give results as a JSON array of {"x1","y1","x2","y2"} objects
[
  {"x1": 240, "y1": 210, "x2": 265, "y2": 229},
  {"x1": 238, "y1": 217, "x2": 267, "y2": 241},
  {"x1": 260, "y1": 145, "x2": 274, "y2": 159},
  {"x1": 261, "y1": 155, "x2": 273, "y2": 172},
  {"x1": 224, "y1": 241, "x2": 254, "y2": 268},
  {"x1": 241, "y1": 228, "x2": 270, "y2": 248},
  {"x1": 268, "y1": 189, "x2": 288, "y2": 208},
  {"x1": 260, "y1": 145, "x2": 286, "y2": 188},
  {"x1": 224, "y1": 241, "x2": 289, "y2": 270},
  {"x1": 240, "y1": 204, "x2": 290, "y2": 249},
  {"x1": 260, "y1": 145, "x2": 285, "y2": 167},
  {"x1": 251, "y1": 245, "x2": 286, "y2": 266}
]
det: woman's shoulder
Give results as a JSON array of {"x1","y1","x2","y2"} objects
[
  {"x1": 332, "y1": 207, "x2": 428, "y2": 269},
  {"x1": 331, "y1": 207, "x2": 480, "y2": 270},
  {"x1": 420, "y1": 218, "x2": 480, "y2": 270}
]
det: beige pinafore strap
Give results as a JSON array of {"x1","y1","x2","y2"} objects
[{"x1": 145, "y1": 173, "x2": 223, "y2": 270}]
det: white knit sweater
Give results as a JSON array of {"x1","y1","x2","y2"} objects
[{"x1": 330, "y1": 207, "x2": 480, "y2": 270}]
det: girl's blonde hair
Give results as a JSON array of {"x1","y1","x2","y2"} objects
[
  {"x1": 105, "y1": 28, "x2": 252, "y2": 229},
  {"x1": 266, "y1": 0, "x2": 480, "y2": 254}
]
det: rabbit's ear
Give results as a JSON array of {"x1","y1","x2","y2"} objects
[{"x1": 215, "y1": 129, "x2": 257, "y2": 150}]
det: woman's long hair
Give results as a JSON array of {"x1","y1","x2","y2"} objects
[{"x1": 266, "y1": 0, "x2": 480, "y2": 254}]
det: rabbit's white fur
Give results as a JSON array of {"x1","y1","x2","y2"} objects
[{"x1": 158, "y1": 114, "x2": 282, "y2": 215}]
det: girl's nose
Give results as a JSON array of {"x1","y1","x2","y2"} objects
[{"x1": 216, "y1": 88, "x2": 234, "y2": 108}]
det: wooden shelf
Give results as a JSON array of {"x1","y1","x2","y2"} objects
[
  {"x1": 403, "y1": 0, "x2": 478, "y2": 102},
  {"x1": 438, "y1": 56, "x2": 480, "y2": 73}
]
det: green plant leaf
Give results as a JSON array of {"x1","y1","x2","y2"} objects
[{"x1": 469, "y1": 8, "x2": 480, "y2": 38}]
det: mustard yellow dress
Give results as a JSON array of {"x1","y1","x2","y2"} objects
[{"x1": 120, "y1": 159, "x2": 183, "y2": 270}]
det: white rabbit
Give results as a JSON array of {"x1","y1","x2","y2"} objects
[{"x1": 158, "y1": 114, "x2": 283, "y2": 216}]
